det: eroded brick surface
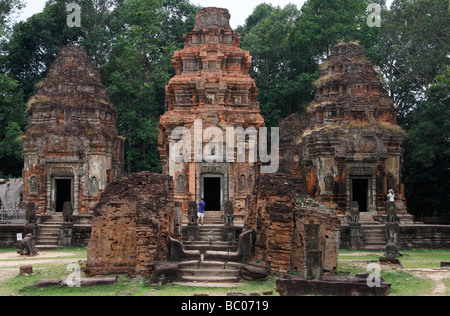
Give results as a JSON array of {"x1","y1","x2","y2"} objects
[
  {"x1": 158, "y1": 8, "x2": 265, "y2": 214},
  {"x1": 279, "y1": 43, "x2": 407, "y2": 215},
  {"x1": 85, "y1": 172, "x2": 174, "y2": 276},
  {"x1": 244, "y1": 174, "x2": 340, "y2": 275},
  {"x1": 23, "y1": 45, "x2": 124, "y2": 215}
]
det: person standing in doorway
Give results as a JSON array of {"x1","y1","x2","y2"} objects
[{"x1": 197, "y1": 198, "x2": 206, "y2": 225}]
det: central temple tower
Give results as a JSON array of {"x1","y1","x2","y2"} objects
[{"x1": 158, "y1": 8, "x2": 265, "y2": 214}]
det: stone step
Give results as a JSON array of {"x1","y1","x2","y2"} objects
[
  {"x1": 36, "y1": 244, "x2": 62, "y2": 250},
  {"x1": 179, "y1": 260, "x2": 242, "y2": 270},
  {"x1": 198, "y1": 231, "x2": 222, "y2": 237},
  {"x1": 39, "y1": 224, "x2": 62, "y2": 229},
  {"x1": 38, "y1": 225, "x2": 61, "y2": 230},
  {"x1": 38, "y1": 232, "x2": 60, "y2": 238},
  {"x1": 179, "y1": 268, "x2": 240, "y2": 278},
  {"x1": 364, "y1": 236, "x2": 387, "y2": 241},
  {"x1": 36, "y1": 237, "x2": 59, "y2": 245},
  {"x1": 180, "y1": 275, "x2": 240, "y2": 283},
  {"x1": 198, "y1": 226, "x2": 222, "y2": 231},
  {"x1": 364, "y1": 245, "x2": 386, "y2": 251},
  {"x1": 184, "y1": 242, "x2": 238, "y2": 253}
]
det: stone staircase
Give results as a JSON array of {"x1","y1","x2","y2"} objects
[
  {"x1": 36, "y1": 214, "x2": 63, "y2": 250},
  {"x1": 176, "y1": 260, "x2": 241, "y2": 284},
  {"x1": 198, "y1": 211, "x2": 224, "y2": 241},
  {"x1": 358, "y1": 212, "x2": 388, "y2": 250},
  {"x1": 178, "y1": 211, "x2": 242, "y2": 285},
  {"x1": 362, "y1": 225, "x2": 387, "y2": 250}
]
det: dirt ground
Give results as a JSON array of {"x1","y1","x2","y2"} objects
[
  {"x1": 1, "y1": 250, "x2": 448, "y2": 296},
  {"x1": 339, "y1": 251, "x2": 450, "y2": 296},
  {"x1": 404, "y1": 268, "x2": 450, "y2": 296},
  {"x1": 0, "y1": 251, "x2": 82, "y2": 282}
]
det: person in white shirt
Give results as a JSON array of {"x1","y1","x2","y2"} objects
[{"x1": 387, "y1": 189, "x2": 395, "y2": 202}]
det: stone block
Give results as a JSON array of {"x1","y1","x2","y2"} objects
[
  {"x1": 85, "y1": 172, "x2": 174, "y2": 277},
  {"x1": 276, "y1": 275, "x2": 391, "y2": 296},
  {"x1": 19, "y1": 265, "x2": 33, "y2": 275}
]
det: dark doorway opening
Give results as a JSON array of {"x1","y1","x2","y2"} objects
[
  {"x1": 56, "y1": 179, "x2": 72, "y2": 213},
  {"x1": 352, "y1": 178, "x2": 368, "y2": 212},
  {"x1": 203, "y1": 177, "x2": 221, "y2": 211}
]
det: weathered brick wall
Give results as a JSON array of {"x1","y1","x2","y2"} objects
[
  {"x1": 245, "y1": 173, "x2": 340, "y2": 275},
  {"x1": 158, "y1": 8, "x2": 265, "y2": 215},
  {"x1": 23, "y1": 45, "x2": 124, "y2": 215},
  {"x1": 278, "y1": 42, "x2": 407, "y2": 216},
  {"x1": 85, "y1": 172, "x2": 174, "y2": 277},
  {"x1": 291, "y1": 206, "x2": 340, "y2": 274}
]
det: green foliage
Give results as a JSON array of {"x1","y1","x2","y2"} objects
[
  {"x1": 241, "y1": 3, "x2": 318, "y2": 127},
  {"x1": 0, "y1": 0, "x2": 448, "y2": 217},
  {"x1": 376, "y1": 0, "x2": 450, "y2": 124},
  {"x1": 240, "y1": 0, "x2": 379, "y2": 128},
  {"x1": 103, "y1": 0, "x2": 198, "y2": 173},
  {"x1": 0, "y1": 0, "x2": 24, "y2": 36},
  {"x1": 3, "y1": 0, "x2": 84, "y2": 98},
  {"x1": 1, "y1": 0, "x2": 198, "y2": 175},
  {"x1": 293, "y1": 0, "x2": 376, "y2": 59},
  {"x1": 0, "y1": 74, "x2": 25, "y2": 178},
  {"x1": 402, "y1": 68, "x2": 450, "y2": 217}
]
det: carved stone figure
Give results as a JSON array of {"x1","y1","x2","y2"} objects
[
  {"x1": 29, "y1": 176, "x2": 38, "y2": 195},
  {"x1": 63, "y1": 201, "x2": 74, "y2": 223},
  {"x1": 386, "y1": 201, "x2": 396, "y2": 223},
  {"x1": 238, "y1": 175, "x2": 246, "y2": 193},
  {"x1": 187, "y1": 201, "x2": 198, "y2": 225},
  {"x1": 89, "y1": 176, "x2": 99, "y2": 195},
  {"x1": 223, "y1": 201, "x2": 235, "y2": 225},
  {"x1": 324, "y1": 174, "x2": 334, "y2": 192},
  {"x1": 17, "y1": 233, "x2": 38, "y2": 256},
  {"x1": 176, "y1": 175, "x2": 185, "y2": 193},
  {"x1": 385, "y1": 240, "x2": 401, "y2": 258},
  {"x1": 25, "y1": 202, "x2": 37, "y2": 224},
  {"x1": 349, "y1": 201, "x2": 360, "y2": 223}
]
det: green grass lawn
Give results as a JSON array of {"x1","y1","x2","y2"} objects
[
  {"x1": 0, "y1": 248, "x2": 448, "y2": 296},
  {"x1": 337, "y1": 249, "x2": 449, "y2": 296}
]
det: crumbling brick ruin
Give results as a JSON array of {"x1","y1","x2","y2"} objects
[
  {"x1": 158, "y1": 7, "x2": 265, "y2": 214},
  {"x1": 22, "y1": 45, "x2": 124, "y2": 215},
  {"x1": 85, "y1": 172, "x2": 174, "y2": 276},
  {"x1": 279, "y1": 42, "x2": 408, "y2": 219},
  {"x1": 244, "y1": 174, "x2": 340, "y2": 275}
]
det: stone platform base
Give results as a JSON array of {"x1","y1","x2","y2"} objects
[{"x1": 275, "y1": 274, "x2": 391, "y2": 296}]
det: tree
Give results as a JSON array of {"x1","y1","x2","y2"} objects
[
  {"x1": 376, "y1": 0, "x2": 450, "y2": 124},
  {"x1": 402, "y1": 68, "x2": 450, "y2": 217},
  {"x1": 241, "y1": 4, "x2": 317, "y2": 128},
  {"x1": 0, "y1": 0, "x2": 24, "y2": 35},
  {"x1": 103, "y1": 0, "x2": 198, "y2": 173},
  {"x1": 235, "y1": 2, "x2": 275, "y2": 37},
  {"x1": 292, "y1": 0, "x2": 378, "y2": 61},
  {"x1": 0, "y1": 74, "x2": 25, "y2": 178},
  {"x1": 3, "y1": 0, "x2": 85, "y2": 99},
  {"x1": 0, "y1": 0, "x2": 25, "y2": 179}
]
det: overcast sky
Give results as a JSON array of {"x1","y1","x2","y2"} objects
[{"x1": 18, "y1": 0, "x2": 392, "y2": 29}]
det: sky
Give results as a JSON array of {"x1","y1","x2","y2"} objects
[{"x1": 18, "y1": 0, "x2": 393, "y2": 29}]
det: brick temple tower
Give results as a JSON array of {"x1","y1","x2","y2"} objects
[
  {"x1": 280, "y1": 42, "x2": 408, "y2": 218},
  {"x1": 22, "y1": 45, "x2": 124, "y2": 215},
  {"x1": 158, "y1": 8, "x2": 265, "y2": 214}
]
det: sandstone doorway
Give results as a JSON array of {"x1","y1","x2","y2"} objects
[
  {"x1": 55, "y1": 179, "x2": 72, "y2": 213},
  {"x1": 203, "y1": 177, "x2": 221, "y2": 211},
  {"x1": 351, "y1": 178, "x2": 369, "y2": 212}
]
